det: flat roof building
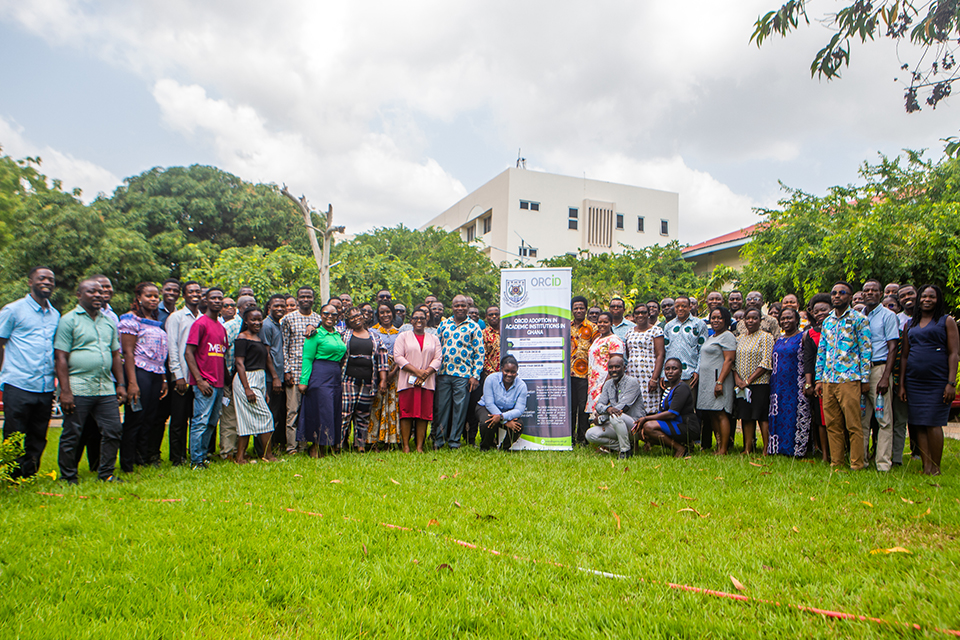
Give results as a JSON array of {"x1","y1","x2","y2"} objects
[{"x1": 422, "y1": 168, "x2": 679, "y2": 264}]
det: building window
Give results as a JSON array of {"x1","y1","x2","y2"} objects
[
  {"x1": 616, "y1": 213, "x2": 624, "y2": 230},
  {"x1": 518, "y1": 245, "x2": 538, "y2": 258},
  {"x1": 660, "y1": 219, "x2": 669, "y2": 236},
  {"x1": 637, "y1": 216, "x2": 644, "y2": 232},
  {"x1": 568, "y1": 207, "x2": 578, "y2": 230},
  {"x1": 482, "y1": 216, "x2": 492, "y2": 234},
  {"x1": 466, "y1": 224, "x2": 475, "y2": 242},
  {"x1": 520, "y1": 200, "x2": 539, "y2": 211},
  {"x1": 587, "y1": 205, "x2": 614, "y2": 248}
]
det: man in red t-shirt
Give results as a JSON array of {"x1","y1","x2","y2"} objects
[{"x1": 185, "y1": 287, "x2": 228, "y2": 469}]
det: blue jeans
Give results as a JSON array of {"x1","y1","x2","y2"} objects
[
  {"x1": 432, "y1": 375, "x2": 470, "y2": 449},
  {"x1": 190, "y1": 386, "x2": 224, "y2": 464}
]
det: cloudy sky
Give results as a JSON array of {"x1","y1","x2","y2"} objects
[{"x1": 0, "y1": 1, "x2": 953, "y2": 243}]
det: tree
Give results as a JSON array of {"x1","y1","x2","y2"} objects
[
  {"x1": 751, "y1": 0, "x2": 960, "y2": 151},
  {"x1": 185, "y1": 245, "x2": 319, "y2": 303},
  {"x1": 740, "y1": 152, "x2": 960, "y2": 309},
  {"x1": 539, "y1": 242, "x2": 705, "y2": 308},
  {"x1": 331, "y1": 226, "x2": 500, "y2": 308},
  {"x1": 103, "y1": 165, "x2": 311, "y2": 277}
]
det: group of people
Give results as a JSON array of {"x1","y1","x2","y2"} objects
[
  {"x1": 0, "y1": 267, "x2": 954, "y2": 483},
  {"x1": 575, "y1": 284, "x2": 956, "y2": 475}
]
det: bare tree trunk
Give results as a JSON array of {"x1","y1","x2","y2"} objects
[{"x1": 281, "y1": 186, "x2": 343, "y2": 302}]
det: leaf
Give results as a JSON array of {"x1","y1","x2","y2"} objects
[
  {"x1": 869, "y1": 547, "x2": 912, "y2": 555},
  {"x1": 330, "y1": 479, "x2": 342, "y2": 484},
  {"x1": 861, "y1": 501, "x2": 874, "y2": 507},
  {"x1": 427, "y1": 519, "x2": 440, "y2": 527},
  {"x1": 882, "y1": 487, "x2": 895, "y2": 493},
  {"x1": 439, "y1": 475, "x2": 448, "y2": 480},
  {"x1": 293, "y1": 474, "x2": 302, "y2": 478},
  {"x1": 454, "y1": 501, "x2": 462, "y2": 508},
  {"x1": 809, "y1": 496, "x2": 816, "y2": 501},
  {"x1": 901, "y1": 497, "x2": 915, "y2": 504},
  {"x1": 44, "y1": 470, "x2": 57, "y2": 480},
  {"x1": 612, "y1": 510, "x2": 621, "y2": 530},
  {"x1": 362, "y1": 544, "x2": 368, "y2": 556},
  {"x1": 792, "y1": 526, "x2": 800, "y2": 533},
  {"x1": 390, "y1": 478, "x2": 401, "y2": 485},
  {"x1": 914, "y1": 508, "x2": 931, "y2": 518},
  {"x1": 730, "y1": 575, "x2": 747, "y2": 591},
  {"x1": 436, "y1": 564, "x2": 453, "y2": 572},
  {"x1": 679, "y1": 494, "x2": 695, "y2": 500},
  {"x1": 748, "y1": 461, "x2": 764, "y2": 468},
  {"x1": 474, "y1": 513, "x2": 498, "y2": 521},
  {"x1": 598, "y1": 485, "x2": 609, "y2": 491},
  {"x1": 611, "y1": 459, "x2": 615, "y2": 468},
  {"x1": 677, "y1": 508, "x2": 710, "y2": 518},
  {"x1": 650, "y1": 502, "x2": 659, "y2": 508}
]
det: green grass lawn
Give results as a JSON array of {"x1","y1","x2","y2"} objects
[{"x1": 1, "y1": 426, "x2": 959, "y2": 639}]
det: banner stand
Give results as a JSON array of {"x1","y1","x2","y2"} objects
[{"x1": 499, "y1": 268, "x2": 572, "y2": 450}]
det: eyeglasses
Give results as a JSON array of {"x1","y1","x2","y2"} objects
[
  {"x1": 223, "y1": 303, "x2": 237, "y2": 308},
  {"x1": 320, "y1": 311, "x2": 337, "y2": 317}
]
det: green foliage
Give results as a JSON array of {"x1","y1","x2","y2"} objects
[
  {"x1": 0, "y1": 432, "x2": 31, "y2": 487},
  {"x1": 740, "y1": 152, "x2": 960, "y2": 309},
  {"x1": 539, "y1": 242, "x2": 705, "y2": 308},
  {"x1": 751, "y1": 0, "x2": 960, "y2": 114},
  {"x1": 331, "y1": 225, "x2": 499, "y2": 308},
  {"x1": 185, "y1": 245, "x2": 320, "y2": 303}
]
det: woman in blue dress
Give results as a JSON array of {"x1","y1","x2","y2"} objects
[
  {"x1": 768, "y1": 308, "x2": 811, "y2": 457},
  {"x1": 899, "y1": 284, "x2": 958, "y2": 476}
]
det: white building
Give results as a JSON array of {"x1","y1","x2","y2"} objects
[{"x1": 422, "y1": 167, "x2": 679, "y2": 264}]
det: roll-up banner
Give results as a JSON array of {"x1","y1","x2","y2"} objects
[{"x1": 499, "y1": 268, "x2": 572, "y2": 450}]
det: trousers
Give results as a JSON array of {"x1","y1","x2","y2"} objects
[
  {"x1": 476, "y1": 405, "x2": 523, "y2": 451},
  {"x1": 433, "y1": 375, "x2": 470, "y2": 449},
  {"x1": 860, "y1": 365, "x2": 894, "y2": 471},
  {"x1": 0, "y1": 385, "x2": 53, "y2": 478},
  {"x1": 822, "y1": 381, "x2": 865, "y2": 470},
  {"x1": 58, "y1": 395, "x2": 122, "y2": 481},
  {"x1": 585, "y1": 414, "x2": 632, "y2": 453}
]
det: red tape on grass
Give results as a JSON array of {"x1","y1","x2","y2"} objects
[{"x1": 35, "y1": 491, "x2": 960, "y2": 636}]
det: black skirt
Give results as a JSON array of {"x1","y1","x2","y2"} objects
[{"x1": 736, "y1": 384, "x2": 771, "y2": 421}]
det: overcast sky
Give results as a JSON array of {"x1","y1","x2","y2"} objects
[{"x1": 0, "y1": 1, "x2": 953, "y2": 243}]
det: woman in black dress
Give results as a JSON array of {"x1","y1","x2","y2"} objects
[
  {"x1": 898, "y1": 284, "x2": 958, "y2": 475},
  {"x1": 635, "y1": 358, "x2": 701, "y2": 457}
]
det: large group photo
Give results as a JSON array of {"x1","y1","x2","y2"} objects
[{"x1": 3, "y1": 0, "x2": 960, "y2": 637}]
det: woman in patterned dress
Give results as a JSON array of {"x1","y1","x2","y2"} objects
[
  {"x1": 734, "y1": 309, "x2": 774, "y2": 454},
  {"x1": 586, "y1": 312, "x2": 624, "y2": 414},
  {"x1": 369, "y1": 301, "x2": 400, "y2": 448},
  {"x1": 623, "y1": 303, "x2": 665, "y2": 415},
  {"x1": 768, "y1": 308, "x2": 811, "y2": 457},
  {"x1": 339, "y1": 308, "x2": 388, "y2": 452}
]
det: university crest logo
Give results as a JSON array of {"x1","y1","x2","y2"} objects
[{"x1": 504, "y1": 279, "x2": 528, "y2": 308}]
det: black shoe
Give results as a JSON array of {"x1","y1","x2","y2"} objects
[
  {"x1": 99, "y1": 475, "x2": 124, "y2": 483},
  {"x1": 618, "y1": 450, "x2": 633, "y2": 460},
  {"x1": 64, "y1": 477, "x2": 79, "y2": 486}
]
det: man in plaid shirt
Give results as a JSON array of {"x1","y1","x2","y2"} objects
[{"x1": 280, "y1": 287, "x2": 321, "y2": 454}]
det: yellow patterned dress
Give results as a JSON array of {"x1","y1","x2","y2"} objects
[{"x1": 369, "y1": 323, "x2": 400, "y2": 444}]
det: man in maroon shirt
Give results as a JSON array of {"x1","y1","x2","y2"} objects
[{"x1": 185, "y1": 287, "x2": 228, "y2": 469}]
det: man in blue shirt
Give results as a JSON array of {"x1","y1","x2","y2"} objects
[
  {"x1": 0, "y1": 266, "x2": 61, "y2": 478},
  {"x1": 476, "y1": 355, "x2": 527, "y2": 450},
  {"x1": 860, "y1": 279, "x2": 901, "y2": 471}
]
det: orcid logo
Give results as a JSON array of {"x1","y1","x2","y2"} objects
[
  {"x1": 504, "y1": 279, "x2": 528, "y2": 307},
  {"x1": 530, "y1": 275, "x2": 563, "y2": 287}
]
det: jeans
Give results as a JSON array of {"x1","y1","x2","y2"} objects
[
  {"x1": 190, "y1": 386, "x2": 224, "y2": 464},
  {"x1": 1, "y1": 384, "x2": 53, "y2": 478},
  {"x1": 432, "y1": 375, "x2": 470, "y2": 449},
  {"x1": 58, "y1": 395, "x2": 123, "y2": 481}
]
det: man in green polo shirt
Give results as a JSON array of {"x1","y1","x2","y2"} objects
[{"x1": 54, "y1": 279, "x2": 127, "y2": 484}]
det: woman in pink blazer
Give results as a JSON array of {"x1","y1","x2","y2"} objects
[{"x1": 394, "y1": 308, "x2": 442, "y2": 452}]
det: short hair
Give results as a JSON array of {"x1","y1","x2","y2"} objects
[
  {"x1": 807, "y1": 293, "x2": 831, "y2": 310},
  {"x1": 297, "y1": 286, "x2": 315, "y2": 296},
  {"x1": 182, "y1": 280, "x2": 202, "y2": 291},
  {"x1": 609, "y1": 296, "x2": 625, "y2": 305},
  {"x1": 500, "y1": 354, "x2": 519, "y2": 370},
  {"x1": 863, "y1": 278, "x2": 882, "y2": 288},
  {"x1": 239, "y1": 306, "x2": 263, "y2": 334},
  {"x1": 411, "y1": 306, "x2": 429, "y2": 319},
  {"x1": 597, "y1": 311, "x2": 615, "y2": 324},
  {"x1": 607, "y1": 353, "x2": 625, "y2": 365},
  {"x1": 206, "y1": 286, "x2": 224, "y2": 297},
  {"x1": 485, "y1": 305, "x2": 499, "y2": 314},
  {"x1": 162, "y1": 278, "x2": 181, "y2": 288},
  {"x1": 729, "y1": 290, "x2": 742, "y2": 296},
  {"x1": 674, "y1": 295, "x2": 691, "y2": 305},
  {"x1": 707, "y1": 305, "x2": 732, "y2": 329},
  {"x1": 571, "y1": 295, "x2": 588, "y2": 308},
  {"x1": 664, "y1": 357, "x2": 682, "y2": 368},
  {"x1": 267, "y1": 293, "x2": 287, "y2": 308},
  {"x1": 744, "y1": 308, "x2": 762, "y2": 320},
  {"x1": 28, "y1": 266, "x2": 54, "y2": 279},
  {"x1": 327, "y1": 296, "x2": 341, "y2": 305},
  {"x1": 833, "y1": 281, "x2": 853, "y2": 294},
  {"x1": 899, "y1": 283, "x2": 915, "y2": 292},
  {"x1": 88, "y1": 273, "x2": 109, "y2": 281}
]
